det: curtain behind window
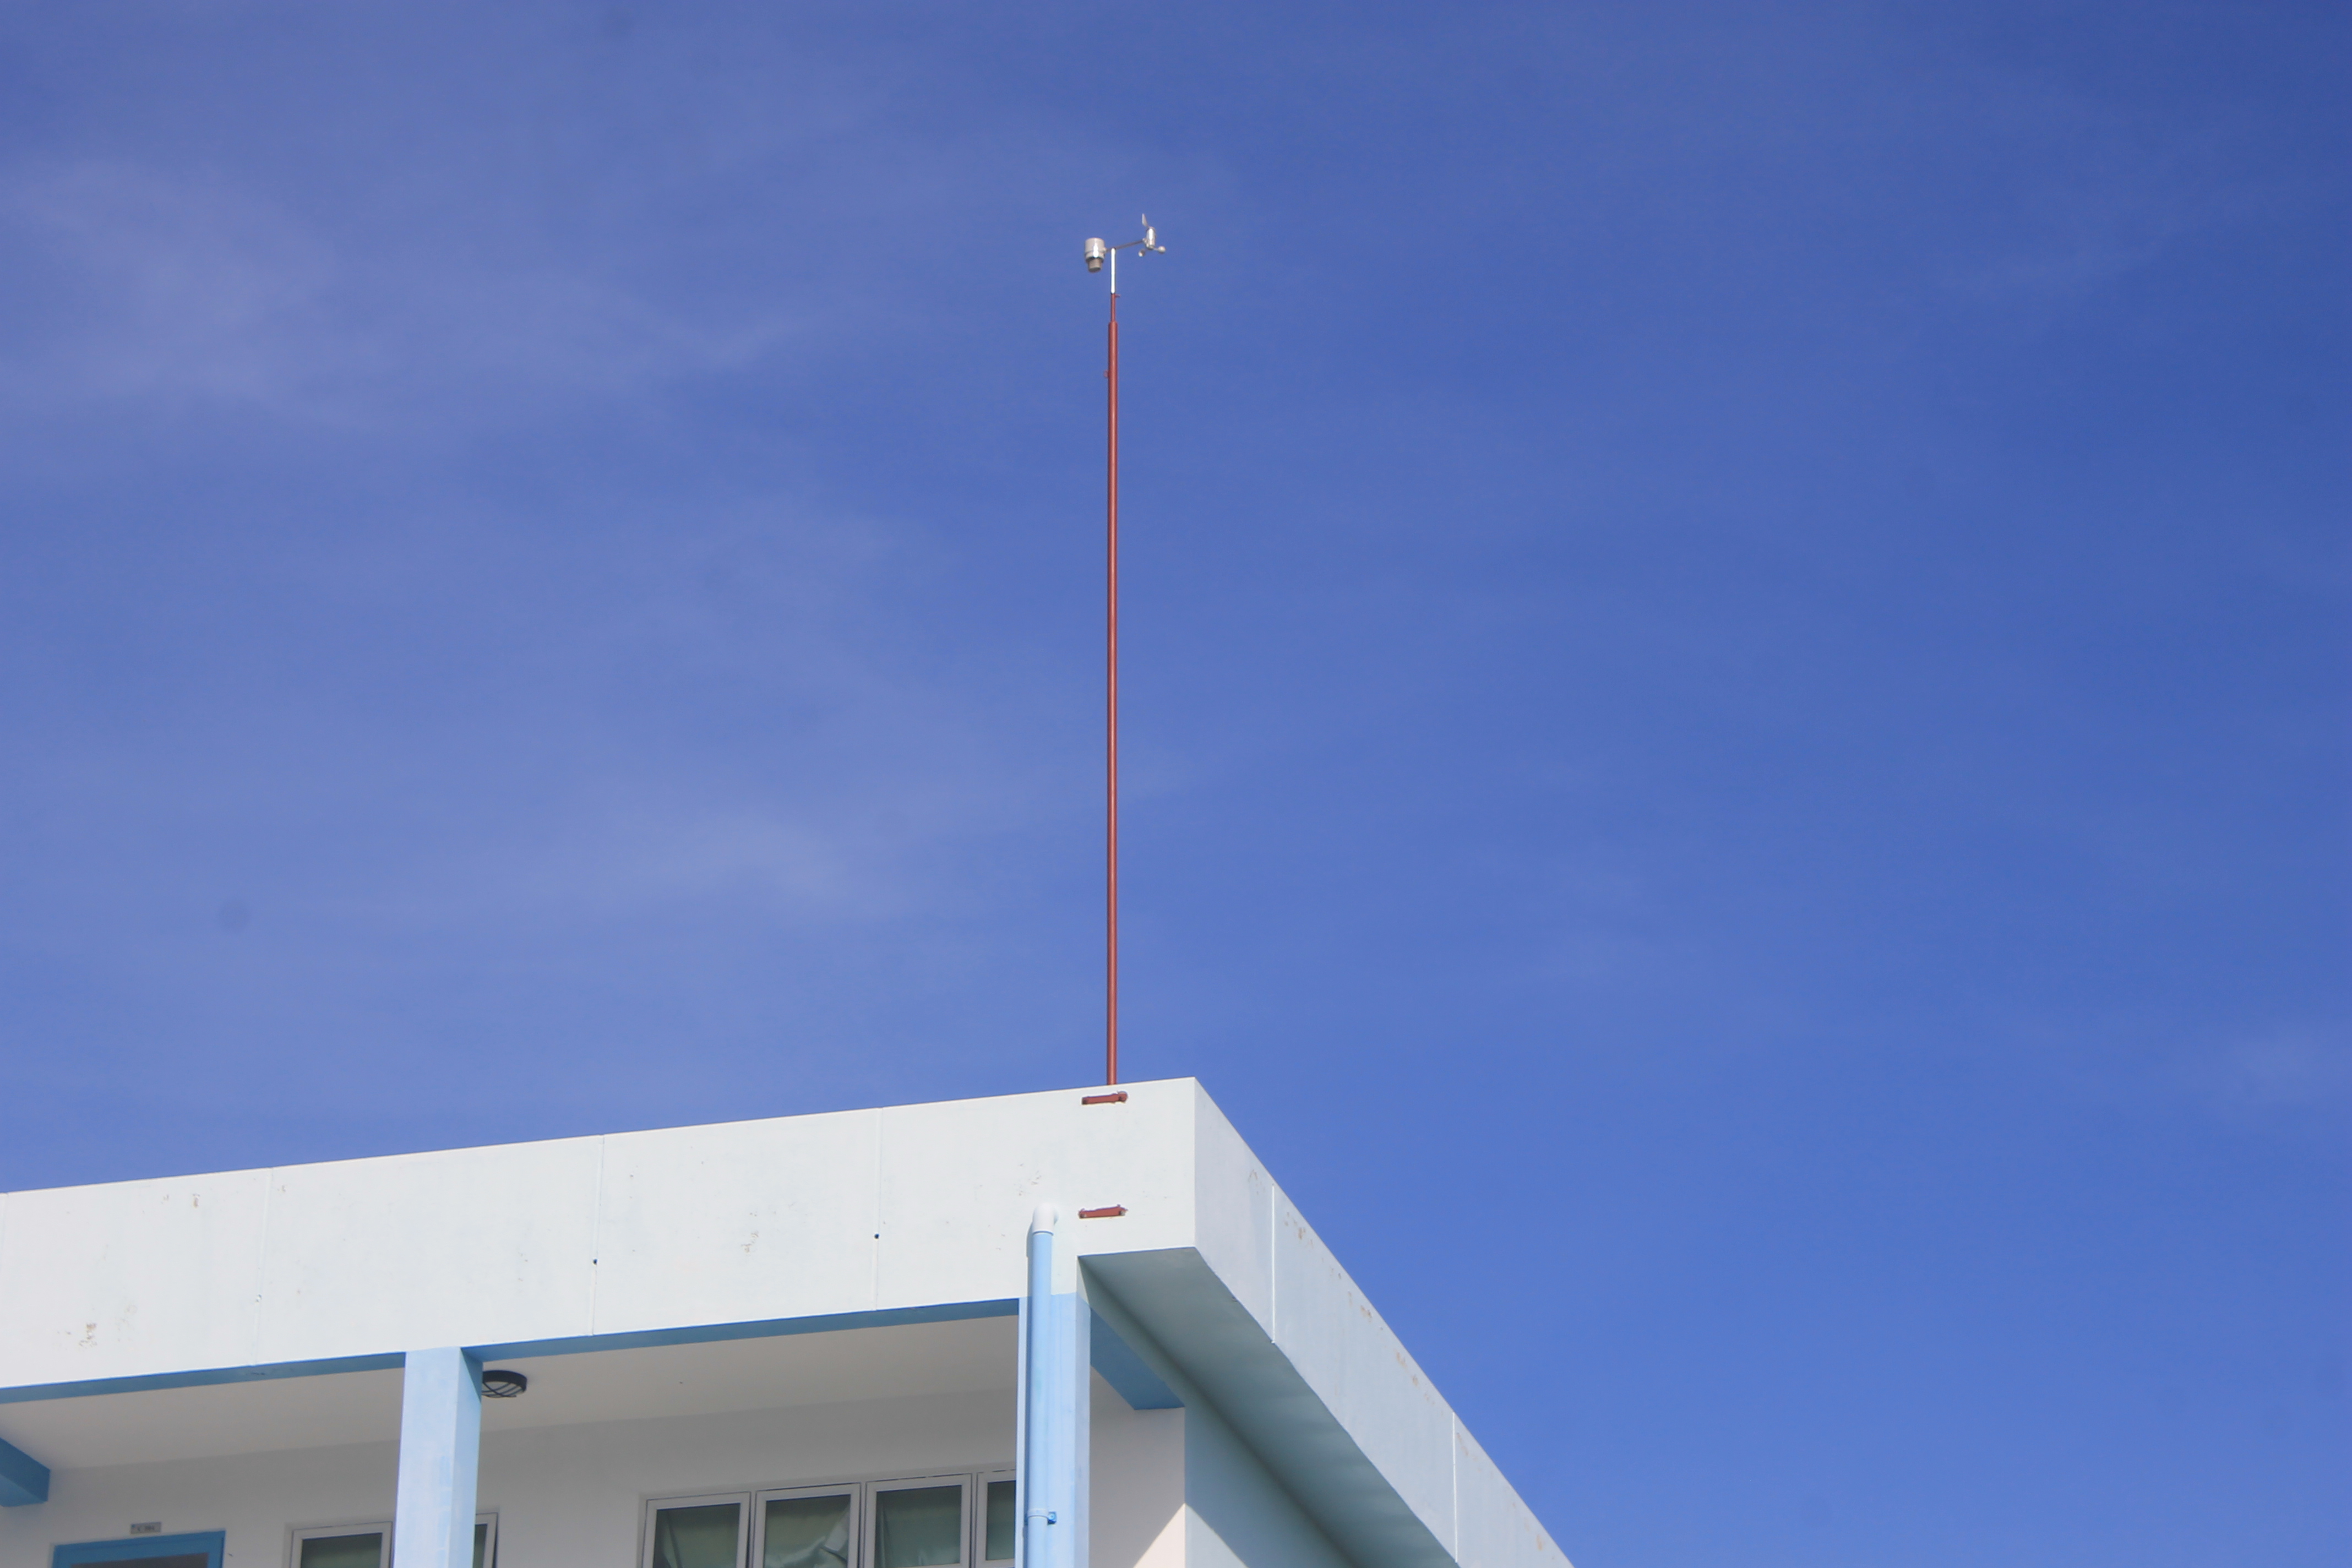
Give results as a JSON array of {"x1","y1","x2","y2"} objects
[
  {"x1": 874, "y1": 1487, "x2": 960, "y2": 1568},
  {"x1": 300, "y1": 1535, "x2": 384, "y2": 1568},
  {"x1": 763, "y1": 1495, "x2": 851, "y2": 1568},
  {"x1": 654, "y1": 1504, "x2": 741, "y2": 1568}
]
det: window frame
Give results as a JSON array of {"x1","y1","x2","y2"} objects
[
  {"x1": 55, "y1": 1536, "x2": 227, "y2": 1568},
  {"x1": 973, "y1": 1471, "x2": 1016, "y2": 1568},
  {"x1": 288, "y1": 1523, "x2": 390, "y2": 1568},
  {"x1": 867, "y1": 1474, "x2": 969, "y2": 1568},
  {"x1": 286, "y1": 1514, "x2": 495, "y2": 1568},
  {"x1": 751, "y1": 1482, "x2": 861, "y2": 1568},
  {"x1": 641, "y1": 1491, "x2": 752, "y2": 1568},
  {"x1": 647, "y1": 1470, "x2": 1012, "y2": 1568}
]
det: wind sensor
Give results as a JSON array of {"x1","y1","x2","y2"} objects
[
  {"x1": 1084, "y1": 217, "x2": 1163, "y2": 291},
  {"x1": 1082, "y1": 217, "x2": 1167, "y2": 1089}
]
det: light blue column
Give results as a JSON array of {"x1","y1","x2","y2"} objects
[
  {"x1": 393, "y1": 1347, "x2": 482, "y2": 1568},
  {"x1": 1016, "y1": 1207, "x2": 1088, "y2": 1568}
]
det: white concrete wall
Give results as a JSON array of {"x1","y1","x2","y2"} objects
[
  {"x1": 1085, "y1": 1250, "x2": 1352, "y2": 1568},
  {"x1": 1180, "y1": 1395, "x2": 1349, "y2": 1568},
  {"x1": 1267, "y1": 1194, "x2": 1453, "y2": 1558},
  {"x1": 0, "y1": 1379, "x2": 1190, "y2": 1568},
  {"x1": 1181, "y1": 1093, "x2": 1567, "y2": 1568},
  {"x1": 1089, "y1": 1377, "x2": 1182, "y2": 1568},
  {"x1": 483, "y1": 1390, "x2": 1014, "y2": 1568},
  {"x1": 1449, "y1": 1428, "x2": 1558, "y2": 1568},
  {"x1": 0, "y1": 1085, "x2": 1201, "y2": 1389},
  {"x1": 1, "y1": 1391, "x2": 1013, "y2": 1568},
  {"x1": 0, "y1": 1082, "x2": 1567, "y2": 1568}
]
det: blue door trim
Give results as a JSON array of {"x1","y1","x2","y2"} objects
[
  {"x1": 0, "y1": 1355, "x2": 407, "y2": 1406},
  {"x1": 54, "y1": 1533, "x2": 226, "y2": 1568}
]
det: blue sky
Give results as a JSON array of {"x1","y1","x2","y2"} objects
[{"x1": 0, "y1": 2, "x2": 2343, "y2": 1563}]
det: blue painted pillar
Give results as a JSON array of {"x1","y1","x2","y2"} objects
[
  {"x1": 1017, "y1": 1207, "x2": 1088, "y2": 1568},
  {"x1": 393, "y1": 1347, "x2": 482, "y2": 1568}
]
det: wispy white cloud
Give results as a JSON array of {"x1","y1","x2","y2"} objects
[
  {"x1": 0, "y1": 159, "x2": 805, "y2": 424},
  {"x1": 1, "y1": 161, "x2": 336, "y2": 406},
  {"x1": 2168, "y1": 1026, "x2": 2352, "y2": 1113},
  {"x1": 1925, "y1": 68, "x2": 2252, "y2": 303}
]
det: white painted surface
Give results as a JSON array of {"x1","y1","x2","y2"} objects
[
  {"x1": 0, "y1": 1374, "x2": 1304, "y2": 1568},
  {"x1": 257, "y1": 1143, "x2": 602, "y2": 1366},
  {"x1": 1451, "y1": 1426, "x2": 1565, "y2": 1568},
  {"x1": 0, "y1": 1388, "x2": 1022, "y2": 1568},
  {"x1": 871, "y1": 1092, "x2": 1193, "y2": 1308},
  {"x1": 0, "y1": 1169, "x2": 271, "y2": 1386},
  {"x1": 0, "y1": 1080, "x2": 1566, "y2": 1568},
  {"x1": 0, "y1": 1369, "x2": 406, "y2": 1472},
  {"x1": 0, "y1": 1322, "x2": 1017, "y2": 1471},
  {"x1": 1089, "y1": 1376, "x2": 1181, "y2": 1568},
  {"x1": 1182, "y1": 1393, "x2": 1349, "y2": 1568},
  {"x1": 483, "y1": 1390, "x2": 1018, "y2": 1568},
  {"x1": 1269, "y1": 1194, "x2": 1456, "y2": 1552},
  {"x1": 591, "y1": 1112, "x2": 880, "y2": 1336},
  {"x1": 1185, "y1": 1101, "x2": 1272, "y2": 1337},
  {"x1": 0, "y1": 1083, "x2": 1199, "y2": 1389}
]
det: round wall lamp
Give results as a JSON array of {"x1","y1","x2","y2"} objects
[{"x1": 481, "y1": 1369, "x2": 529, "y2": 1398}]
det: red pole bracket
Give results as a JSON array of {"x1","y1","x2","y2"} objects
[
  {"x1": 1081, "y1": 1091, "x2": 1129, "y2": 1106},
  {"x1": 1077, "y1": 1205, "x2": 1128, "y2": 1219}
]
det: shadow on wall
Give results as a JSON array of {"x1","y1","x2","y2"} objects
[{"x1": 1184, "y1": 1401, "x2": 1353, "y2": 1568}]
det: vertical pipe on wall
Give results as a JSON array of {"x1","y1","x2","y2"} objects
[
  {"x1": 393, "y1": 1347, "x2": 482, "y2": 1568},
  {"x1": 1017, "y1": 1204, "x2": 1091, "y2": 1568},
  {"x1": 1019, "y1": 1205, "x2": 1058, "y2": 1568}
]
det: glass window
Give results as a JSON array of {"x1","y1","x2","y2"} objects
[
  {"x1": 474, "y1": 1518, "x2": 497, "y2": 1568},
  {"x1": 298, "y1": 1540, "x2": 383, "y2": 1568},
  {"x1": 761, "y1": 1493, "x2": 852, "y2": 1568},
  {"x1": 652, "y1": 1502, "x2": 744, "y2": 1568},
  {"x1": 981, "y1": 1483, "x2": 1015, "y2": 1565},
  {"x1": 293, "y1": 1528, "x2": 388, "y2": 1568},
  {"x1": 874, "y1": 1487, "x2": 961, "y2": 1568}
]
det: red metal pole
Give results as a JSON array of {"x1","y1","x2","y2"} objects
[{"x1": 1106, "y1": 290, "x2": 1120, "y2": 1087}]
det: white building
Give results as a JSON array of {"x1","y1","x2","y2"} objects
[{"x1": 0, "y1": 1081, "x2": 1566, "y2": 1568}]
